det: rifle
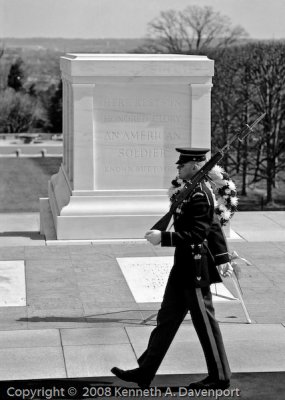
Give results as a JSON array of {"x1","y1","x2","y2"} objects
[{"x1": 151, "y1": 113, "x2": 266, "y2": 231}]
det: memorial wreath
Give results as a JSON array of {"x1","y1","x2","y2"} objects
[{"x1": 168, "y1": 165, "x2": 238, "y2": 226}]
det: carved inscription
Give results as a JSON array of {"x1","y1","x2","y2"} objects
[
  {"x1": 104, "y1": 165, "x2": 173, "y2": 174},
  {"x1": 118, "y1": 148, "x2": 164, "y2": 158},
  {"x1": 104, "y1": 130, "x2": 180, "y2": 142},
  {"x1": 102, "y1": 97, "x2": 181, "y2": 108},
  {"x1": 104, "y1": 114, "x2": 181, "y2": 123},
  {"x1": 93, "y1": 84, "x2": 190, "y2": 188}
]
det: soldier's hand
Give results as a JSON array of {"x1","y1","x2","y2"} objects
[
  {"x1": 144, "y1": 230, "x2": 161, "y2": 246},
  {"x1": 218, "y1": 262, "x2": 233, "y2": 277}
]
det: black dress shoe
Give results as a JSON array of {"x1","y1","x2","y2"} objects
[
  {"x1": 111, "y1": 367, "x2": 151, "y2": 389},
  {"x1": 188, "y1": 378, "x2": 230, "y2": 390}
]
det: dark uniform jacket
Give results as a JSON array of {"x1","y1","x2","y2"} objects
[{"x1": 161, "y1": 181, "x2": 230, "y2": 287}]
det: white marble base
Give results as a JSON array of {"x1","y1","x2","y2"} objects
[
  {"x1": 42, "y1": 165, "x2": 170, "y2": 239},
  {"x1": 40, "y1": 199, "x2": 240, "y2": 243},
  {"x1": 223, "y1": 222, "x2": 243, "y2": 242},
  {"x1": 39, "y1": 198, "x2": 57, "y2": 240},
  {"x1": 227, "y1": 227, "x2": 244, "y2": 241}
]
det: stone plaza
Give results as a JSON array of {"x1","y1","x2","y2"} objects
[
  {"x1": 0, "y1": 212, "x2": 285, "y2": 399},
  {"x1": 0, "y1": 54, "x2": 284, "y2": 399}
]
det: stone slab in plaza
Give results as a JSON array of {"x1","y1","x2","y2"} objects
[
  {"x1": 117, "y1": 256, "x2": 237, "y2": 303},
  {"x1": 41, "y1": 54, "x2": 214, "y2": 239}
]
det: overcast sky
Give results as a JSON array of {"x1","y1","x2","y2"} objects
[{"x1": 0, "y1": 0, "x2": 284, "y2": 40}]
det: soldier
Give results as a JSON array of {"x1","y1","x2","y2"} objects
[{"x1": 111, "y1": 148, "x2": 232, "y2": 390}]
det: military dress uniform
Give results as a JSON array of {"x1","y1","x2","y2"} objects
[
  {"x1": 112, "y1": 148, "x2": 231, "y2": 389},
  {"x1": 137, "y1": 180, "x2": 231, "y2": 384}
]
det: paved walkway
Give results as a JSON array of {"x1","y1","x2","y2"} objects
[{"x1": 0, "y1": 212, "x2": 284, "y2": 383}]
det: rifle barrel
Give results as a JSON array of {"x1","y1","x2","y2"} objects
[
  {"x1": 221, "y1": 112, "x2": 266, "y2": 151},
  {"x1": 149, "y1": 113, "x2": 265, "y2": 231}
]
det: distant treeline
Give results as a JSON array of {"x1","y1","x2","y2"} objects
[
  {"x1": 1, "y1": 37, "x2": 146, "y2": 52},
  {"x1": 0, "y1": 40, "x2": 285, "y2": 204}
]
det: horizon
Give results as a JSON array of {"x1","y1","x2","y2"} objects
[
  {"x1": 1, "y1": 0, "x2": 285, "y2": 41},
  {"x1": 3, "y1": 36, "x2": 283, "y2": 42},
  {"x1": 1, "y1": 37, "x2": 145, "y2": 40}
]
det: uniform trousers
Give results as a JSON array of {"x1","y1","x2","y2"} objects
[{"x1": 137, "y1": 271, "x2": 231, "y2": 382}]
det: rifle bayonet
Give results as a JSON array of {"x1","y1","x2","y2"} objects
[{"x1": 151, "y1": 113, "x2": 266, "y2": 231}]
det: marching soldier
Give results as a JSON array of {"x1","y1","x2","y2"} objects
[{"x1": 112, "y1": 148, "x2": 232, "y2": 390}]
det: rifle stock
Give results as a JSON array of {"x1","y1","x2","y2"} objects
[
  {"x1": 151, "y1": 210, "x2": 173, "y2": 230},
  {"x1": 150, "y1": 113, "x2": 266, "y2": 231}
]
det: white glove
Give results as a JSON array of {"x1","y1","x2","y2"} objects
[
  {"x1": 218, "y1": 262, "x2": 233, "y2": 277},
  {"x1": 144, "y1": 230, "x2": 161, "y2": 246}
]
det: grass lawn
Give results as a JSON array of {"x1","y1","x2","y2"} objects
[
  {"x1": 234, "y1": 175, "x2": 285, "y2": 211},
  {"x1": 0, "y1": 158, "x2": 62, "y2": 212},
  {"x1": 0, "y1": 157, "x2": 284, "y2": 213}
]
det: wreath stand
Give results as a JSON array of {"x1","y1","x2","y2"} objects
[
  {"x1": 212, "y1": 273, "x2": 252, "y2": 324},
  {"x1": 141, "y1": 263, "x2": 252, "y2": 325}
]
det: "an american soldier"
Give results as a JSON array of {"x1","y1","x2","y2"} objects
[{"x1": 112, "y1": 147, "x2": 233, "y2": 390}]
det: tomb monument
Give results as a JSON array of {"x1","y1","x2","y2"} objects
[{"x1": 40, "y1": 54, "x2": 214, "y2": 239}]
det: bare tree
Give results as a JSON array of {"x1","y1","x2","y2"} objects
[
  {"x1": 181, "y1": 6, "x2": 248, "y2": 50},
  {"x1": 210, "y1": 47, "x2": 244, "y2": 172},
  {"x1": 146, "y1": 10, "x2": 186, "y2": 53},
  {"x1": 248, "y1": 42, "x2": 285, "y2": 203},
  {"x1": 211, "y1": 42, "x2": 285, "y2": 205},
  {"x1": 139, "y1": 5, "x2": 248, "y2": 54}
]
